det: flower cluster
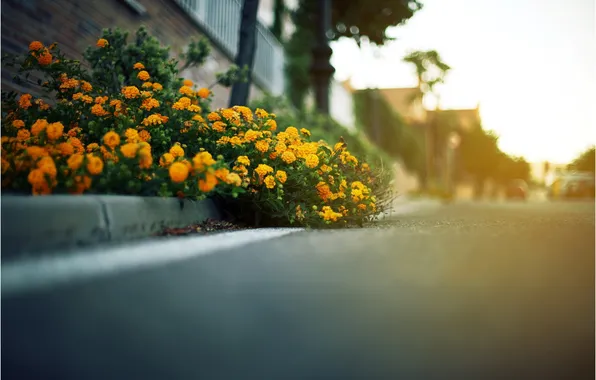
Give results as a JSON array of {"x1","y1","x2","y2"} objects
[{"x1": 1, "y1": 31, "x2": 384, "y2": 228}]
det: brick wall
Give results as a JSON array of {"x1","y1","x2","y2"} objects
[{"x1": 1, "y1": 0, "x2": 262, "y2": 108}]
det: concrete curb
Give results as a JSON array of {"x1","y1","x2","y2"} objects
[{"x1": 1, "y1": 195, "x2": 221, "y2": 259}]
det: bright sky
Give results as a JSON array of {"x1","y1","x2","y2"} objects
[{"x1": 330, "y1": 0, "x2": 596, "y2": 164}]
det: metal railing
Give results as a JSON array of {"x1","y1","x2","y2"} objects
[{"x1": 174, "y1": 0, "x2": 285, "y2": 96}]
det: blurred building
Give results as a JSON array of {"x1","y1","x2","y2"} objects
[{"x1": 1, "y1": 0, "x2": 286, "y2": 108}]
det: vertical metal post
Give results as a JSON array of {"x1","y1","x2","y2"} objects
[{"x1": 310, "y1": 0, "x2": 335, "y2": 114}]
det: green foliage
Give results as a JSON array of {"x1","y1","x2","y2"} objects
[
  {"x1": 285, "y1": 0, "x2": 422, "y2": 110},
  {"x1": 353, "y1": 89, "x2": 425, "y2": 174},
  {"x1": 568, "y1": 146, "x2": 595, "y2": 173},
  {"x1": 402, "y1": 49, "x2": 451, "y2": 98}
]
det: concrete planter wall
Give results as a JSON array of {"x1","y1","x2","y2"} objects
[{"x1": 1, "y1": 195, "x2": 221, "y2": 259}]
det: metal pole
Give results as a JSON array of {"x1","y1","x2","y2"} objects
[{"x1": 310, "y1": 0, "x2": 335, "y2": 114}]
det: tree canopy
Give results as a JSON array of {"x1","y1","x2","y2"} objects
[
  {"x1": 568, "y1": 146, "x2": 595, "y2": 173},
  {"x1": 284, "y1": 0, "x2": 422, "y2": 109}
]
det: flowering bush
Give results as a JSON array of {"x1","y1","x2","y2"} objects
[{"x1": 1, "y1": 27, "x2": 391, "y2": 228}]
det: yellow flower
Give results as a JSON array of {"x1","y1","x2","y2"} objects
[
  {"x1": 12, "y1": 120, "x2": 25, "y2": 128},
  {"x1": 295, "y1": 205, "x2": 305, "y2": 220},
  {"x1": 179, "y1": 85, "x2": 194, "y2": 96},
  {"x1": 16, "y1": 129, "x2": 31, "y2": 141},
  {"x1": 142, "y1": 113, "x2": 168, "y2": 126},
  {"x1": 125, "y1": 128, "x2": 139, "y2": 143},
  {"x1": 19, "y1": 94, "x2": 33, "y2": 109},
  {"x1": 300, "y1": 128, "x2": 311, "y2": 136},
  {"x1": 281, "y1": 151, "x2": 296, "y2": 164},
  {"x1": 320, "y1": 164, "x2": 332, "y2": 173},
  {"x1": 67, "y1": 154, "x2": 84, "y2": 170},
  {"x1": 138, "y1": 147, "x2": 153, "y2": 169},
  {"x1": 236, "y1": 156, "x2": 251, "y2": 166},
  {"x1": 86, "y1": 143, "x2": 100, "y2": 152},
  {"x1": 233, "y1": 106, "x2": 253, "y2": 122},
  {"x1": 197, "y1": 87, "x2": 210, "y2": 98},
  {"x1": 160, "y1": 153, "x2": 175, "y2": 167},
  {"x1": 264, "y1": 175, "x2": 276, "y2": 189},
  {"x1": 193, "y1": 151, "x2": 216, "y2": 172},
  {"x1": 305, "y1": 154, "x2": 319, "y2": 168},
  {"x1": 169, "y1": 144, "x2": 185, "y2": 158},
  {"x1": 265, "y1": 119, "x2": 277, "y2": 131},
  {"x1": 198, "y1": 172, "x2": 218, "y2": 192},
  {"x1": 243, "y1": 129, "x2": 261, "y2": 142},
  {"x1": 183, "y1": 79, "x2": 193, "y2": 87},
  {"x1": 275, "y1": 170, "x2": 287, "y2": 183},
  {"x1": 254, "y1": 164, "x2": 273, "y2": 180},
  {"x1": 255, "y1": 140, "x2": 269, "y2": 153},
  {"x1": 286, "y1": 126, "x2": 299, "y2": 137},
  {"x1": 137, "y1": 70, "x2": 150, "y2": 81},
  {"x1": 103, "y1": 131, "x2": 121, "y2": 149},
  {"x1": 120, "y1": 143, "x2": 139, "y2": 158},
  {"x1": 187, "y1": 104, "x2": 201, "y2": 113},
  {"x1": 207, "y1": 112, "x2": 221, "y2": 121},
  {"x1": 214, "y1": 168, "x2": 230, "y2": 182},
  {"x1": 169, "y1": 162, "x2": 189, "y2": 183},
  {"x1": 212, "y1": 121, "x2": 226, "y2": 132},
  {"x1": 86, "y1": 154, "x2": 104, "y2": 175},
  {"x1": 233, "y1": 164, "x2": 248, "y2": 177},
  {"x1": 29, "y1": 41, "x2": 43, "y2": 51},
  {"x1": 152, "y1": 82, "x2": 163, "y2": 91},
  {"x1": 46, "y1": 122, "x2": 64, "y2": 140},
  {"x1": 318, "y1": 206, "x2": 342, "y2": 222},
  {"x1": 225, "y1": 172, "x2": 242, "y2": 186},
  {"x1": 138, "y1": 130, "x2": 151, "y2": 142},
  {"x1": 122, "y1": 86, "x2": 140, "y2": 99},
  {"x1": 255, "y1": 108, "x2": 269, "y2": 118},
  {"x1": 30, "y1": 119, "x2": 48, "y2": 136},
  {"x1": 96, "y1": 38, "x2": 108, "y2": 48},
  {"x1": 334, "y1": 142, "x2": 346, "y2": 152}
]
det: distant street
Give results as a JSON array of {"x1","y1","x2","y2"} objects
[{"x1": 3, "y1": 200, "x2": 594, "y2": 380}]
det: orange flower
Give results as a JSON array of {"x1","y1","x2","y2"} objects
[
  {"x1": 103, "y1": 131, "x2": 121, "y2": 149},
  {"x1": 36, "y1": 49, "x2": 52, "y2": 66},
  {"x1": 225, "y1": 172, "x2": 242, "y2": 186},
  {"x1": 183, "y1": 79, "x2": 193, "y2": 87},
  {"x1": 133, "y1": 62, "x2": 145, "y2": 70},
  {"x1": 86, "y1": 143, "x2": 100, "y2": 152},
  {"x1": 264, "y1": 175, "x2": 276, "y2": 189},
  {"x1": 95, "y1": 96, "x2": 108, "y2": 104},
  {"x1": 179, "y1": 85, "x2": 194, "y2": 96},
  {"x1": 138, "y1": 148, "x2": 153, "y2": 169},
  {"x1": 281, "y1": 151, "x2": 296, "y2": 164},
  {"x1": 152, "y1": 83, "x2": 163, "y2": 91},
  {"x1": 37, "y1": 156, "x2": 57, "y2": 178},
  {"x1": 207, "y1": 112, "x2": 221, "y2": 121},
  {"x1": 67, "y1": 154, "x2": 84, "y2": 170},
  {"x1": 169, "y1": 144, "x2": 184, "y2": 158},
  {"x1": 86, "y1": 154, "x2": 104, "y2": 175},
  {"x1": 159, "y1": 153, "x2": 175, "y2": 167},
  {"x1": 91, "y1": 104, "x2": 108, "y2": 116},
  {"x1": 19, "y1": 94, "x2": 33, "y2": 109},
  {"x1": 120, "y1": 143, "x2": 139, "y2": 159},
  {"x1": 96, "y1": 38, "x2": 108, "y2": 48},
  {"x1": 46, "y1": 122, "x2": 64, "y2": 140},
  {"x1": 81, "y1": 81, "x2": 93, "y2": 92},
  {"x1": 137, "y1": 70, "x2": 150, "y2": 81},
  {"x1": 212, "y1": 121, "x2": 226, "y2": 133},
  {"x1": 16, "y1": 129, "x2": 31, "y2": 141},
  {"x1": 169, "y1": 162, "x2": 189, "y2": 183},
  {"x1": 138, "y1": 130, "x2": 151, "y2": 142},
  {"x1": 265, "y1": 119, "x2": 277, "y2": 131},
  {"x1": 141, "y1": 97, "x2": 160, "y2": 111},
  {"x1": 121, "y1": 86, "x2": 140, "y2": 99},
  {"x1": 255, "y1": 140, "x2": 269, "y2": 153},
  {"x1": 305, "y1": 153, "x2": 319, "y2": 168},
  {"x1": 29, "y1": 41, "x2": 43, "y2": 51},
  {"x1": 198, "y1": 172, "x2": 218, "y2": 192},
  {"x1": 57, "y1": 142, "x2": 75, "y2": 156},
  {"x1": 12, "y1": 120, "x2": 25, "y2": 129},
  {"x1": 275, "y1": 170, "x2": 287, "y2": 184},
  {"x1": 69, "y1": 137, "x2": 85, "y2": 154},
  {"x1": 125, "y1": 128, "x2": 139, "y2": 143},
  {"x1": 30, "y1": 119, "x2": 48, "y2": 136},
  {"x1": 26, "y1": 146, "x2": 49, "y2": 159},
  {"x1": 316, "y1": 182, "x2": 332, "y2": 202},
  {"x1": 197, "y1": 87, "x2": 210, "y2": 99}
]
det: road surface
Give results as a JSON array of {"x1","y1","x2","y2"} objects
[{"x1": 2, "y1": 200, "x2": 594, "y2": 379}]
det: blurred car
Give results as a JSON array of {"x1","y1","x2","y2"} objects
[
  {"x1": 505, "y1": 179, "x2": 528, "y2": 200},
  {"x1": 548, "y1": 172, "x2": 595, "y2": 200}
]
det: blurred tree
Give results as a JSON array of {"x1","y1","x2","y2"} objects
[
  {"x1": 568, "y1": 146, "x2": 595, "y2": 173},
  {"x1": 402, "y1": 50, "x2": 451, "y2": 106},
  {"x1": 285, "y1": 0, "x2": 422, "y2": 110},
  {"x1": 458, "y1": 125, "x2": 501, "y2": 197},
  {"x1": 270, "y1": 0, "x2": 286, "y2": 42},
  {"x1": 229, "y1": 0, "x2": 260, "y2": 107}
]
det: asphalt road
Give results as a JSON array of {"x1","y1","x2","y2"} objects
[{"x1": 2, "y1": 200, "x2": 594, "y2": 380}]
